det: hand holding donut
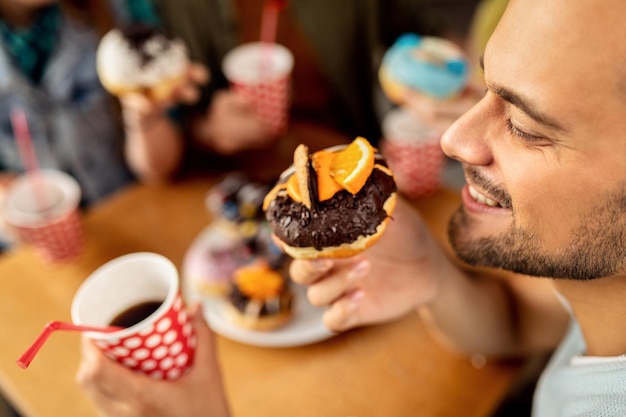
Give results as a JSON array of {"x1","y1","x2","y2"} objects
[
  {"x1": 262, "y1": 137, "x2": 436, "y2": 332},
  {"x1": 289, "y1": 197, "x2": 442, "y2": 332},
  {"x1": 118, "y1": 63, "x2": 210, "y2": 132},
  {"x1": 191, "y1": 89, "x2": 275, "y2": 155},
  {"x1": 96, "y1": 25, "x2": 210, "y2": 130}
]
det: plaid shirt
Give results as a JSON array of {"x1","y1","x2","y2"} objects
[
  {"x1": 0, "y1": 5, "x2": 60, "y2": 84},
  {"x1": 126, "y1": 0, "x2": 161, "y2": 26},
  {"x1": 0, "y1": 0, "x2": 161, "y2": 206},
  {"x1": 0, "y1": 0, "x2": 160, "y2": 84}
]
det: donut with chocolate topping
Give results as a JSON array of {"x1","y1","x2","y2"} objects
[
  {"x1": 225, "y1": 263, "x2": 293, "y2": 331},
  {"x1": 96, "y1": 25, "x2": 189, "y2": 100},
  {"x1": 263, "y1": 138, "x2": 397, "y2": 259}
]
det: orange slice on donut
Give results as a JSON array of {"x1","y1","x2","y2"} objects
[
  {"x1": 312, "y1": 150, "x2": 343, "y2": 201},
  {"x1": 330, "y1": 137, "x2": 375, "y2": 194},
  {"x1": 285, "y1": 174, "x2": 302, "y2": 203}
]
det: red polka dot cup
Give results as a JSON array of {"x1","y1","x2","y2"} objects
[
  {"x1": 1, "y1": 169, "x2": 84, "y2": 262},
  {"x1": 381, "y1": 108, "x2": 446, "y2": 199},
  {"x1": 71, "y1": 252, "x2": 195, "y2": 380},
  {"x1": 222, "y1": 42, "x2": 294, "y2": 136}
]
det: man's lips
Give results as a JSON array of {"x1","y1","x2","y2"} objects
[
  {"x1": 468, "y1": 185, "x2": 501, "y2": 207},
  {"x1": 461, "y1": 184, "x2": 509, "y2": 213}
]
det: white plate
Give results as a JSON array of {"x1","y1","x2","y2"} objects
[
  {"x1": 182, "y1": 226, "x2": 336, "y2": 348},
  {"x1": 198, "y1": 284, "x2": 335, "y2": 348}
]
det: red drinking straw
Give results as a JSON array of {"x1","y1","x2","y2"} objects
[
  {"x1": 260, "y1": 0, "x2": 287, "y2": 44},
  {"x1": 17, "y1": 321, "x2": 123, "y2": 369},
  {"x1": 10, "y1": 108, "x2": 51, "y2": 213},
  {"x1": 259, "y1": 0, "x2": 287, "y2": 73}
]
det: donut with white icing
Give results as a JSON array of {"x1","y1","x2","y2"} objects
[{"x1": 96, "y1": 25, "x2": 189, "y2": 100}]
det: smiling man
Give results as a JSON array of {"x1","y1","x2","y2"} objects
[
  {"x1": 76, "y1": 0, "x2": 626, "y2": 415},
  {"x1": 290, "y1": 0, "x2": 626, "y2": 415},
  {"x1": 446, "y1": 2, "x2": 626, "y2": 281},
  {"x1": 441, "y1": 0, "x2": 626, "y2": 413}
]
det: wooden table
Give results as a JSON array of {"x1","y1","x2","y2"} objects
[{"x1": 0, "y1": 125, "x2": 522, "y2": 417}]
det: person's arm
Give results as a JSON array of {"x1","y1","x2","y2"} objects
[
  {"x1": 122, "y1": 98, "x2": 185, "y2": 182},
  {"x1": 290, "y1": 197, "x2": 569, "y2": 358},
  {"x1": 414, "y1": 248, "x2": 569, "y2": 357},
  {"x1": 120, "y1": 63, "x2": 209, "y2": 182}
]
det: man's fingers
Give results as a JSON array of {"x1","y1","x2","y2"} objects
[
  {"x1": 76, "y1": 337, "x2": 142, "y2": 417},
  {"x1": 289, "y1": 259, "x2": 334, "y2": 285},
  {"x1": 77, "y1": 337, "x2": 131, "y2": 394},
  {"x1": 322, "y1": 290, "x2": 365, "y2": 332},
  {"x1": 306, "y1": 259, "x2": 370, "y2": 307},
  {"x1": 186, "y1": 303, "x2": 217, "y2": 366}
]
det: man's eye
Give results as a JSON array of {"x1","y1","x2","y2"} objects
[{"x1": 505, "y1": 119, "x2": 542, "y2": 142}]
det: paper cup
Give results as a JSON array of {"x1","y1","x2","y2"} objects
[
  {"x1": 1, "y1": 169, "x2": 83, "y2": 262},
  {"x1": 381, "y1": 108, "x2": 445, "y2": 199},
  {"x1": 71, "y1": 252, "x2": 195, "y2": 380},
  {"x1": 222, "y1": 42, "x2": 294, "y2": 135}
]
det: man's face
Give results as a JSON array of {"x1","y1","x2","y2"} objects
[{"x1": 441, "y1": 0, "x2": 626, "y2": 279}]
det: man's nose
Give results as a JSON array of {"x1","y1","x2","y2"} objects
[{"x1": 440, "y1": 94, "x2": 495, "y2": 167}]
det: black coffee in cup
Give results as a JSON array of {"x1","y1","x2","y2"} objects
[{"x1": 109, "y1": 300, "x2": 162, "y2": 328}]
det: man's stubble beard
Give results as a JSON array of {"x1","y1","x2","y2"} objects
[{"x1": 446, "y1": 196, "x2": 626, "y2": 280}]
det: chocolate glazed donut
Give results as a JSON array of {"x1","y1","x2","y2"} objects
[{"x1": 264, "y1": 142, "x2": 397, "y2": 259}]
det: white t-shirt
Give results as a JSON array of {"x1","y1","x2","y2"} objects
[{"x1": 533, "y1": 318, "x2": 626, "y2": 416}]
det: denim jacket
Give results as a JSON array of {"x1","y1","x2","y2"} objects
[{"x1": 0, "y1": 13, "x2": 134, "y2": 206}]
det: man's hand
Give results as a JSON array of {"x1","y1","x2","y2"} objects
[{"x1": 289, "y1": 197, "x2": 442, "y2": 332}]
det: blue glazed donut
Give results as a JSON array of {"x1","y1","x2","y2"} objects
[{"x1": 380, "y1": 33, "x2": 469, "y2": 102}]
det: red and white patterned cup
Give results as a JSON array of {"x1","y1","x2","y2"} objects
[
  {"x1": 381, "y1": 108, "x2": 446, "y2": 199},
  {"x1": 1, "y1": 169, "x2": 83, "y2": 262},
  {"x1": 71, "y1": 252, "x2": 195, "y2": 381},
  {"x1": 222, "y1": 42, "x2": 294, "y2": 136}
]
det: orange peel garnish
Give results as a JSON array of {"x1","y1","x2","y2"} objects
[
  {"x1": 311, "y1": 150, "x2": 343, "y2": 201},
  {"x1": 286, "y1": 174, "x2": 302, "y2": 202},
  {"x1": 234, "y1": 264, "x2": 285, "y2": 300},
  {"x1": 329, "y1": 137, "x2": 375, "y2": 194},
  {"x1": 263, "y1": 138, "x2": 382, "y2": 210},
  {"x1": 373, "y1": 163, "x2": 394, "y2": 178}
]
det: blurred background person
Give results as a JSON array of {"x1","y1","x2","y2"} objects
[
  {"x1": 0, "y1": 0, "x2": 148, "y2": 207},
  {"x1": 122, "y1": 0, "x2": 475, "y2": 182},
  {"x1": 0, "y1": 0, "x2": 209, "y2": 253}
]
